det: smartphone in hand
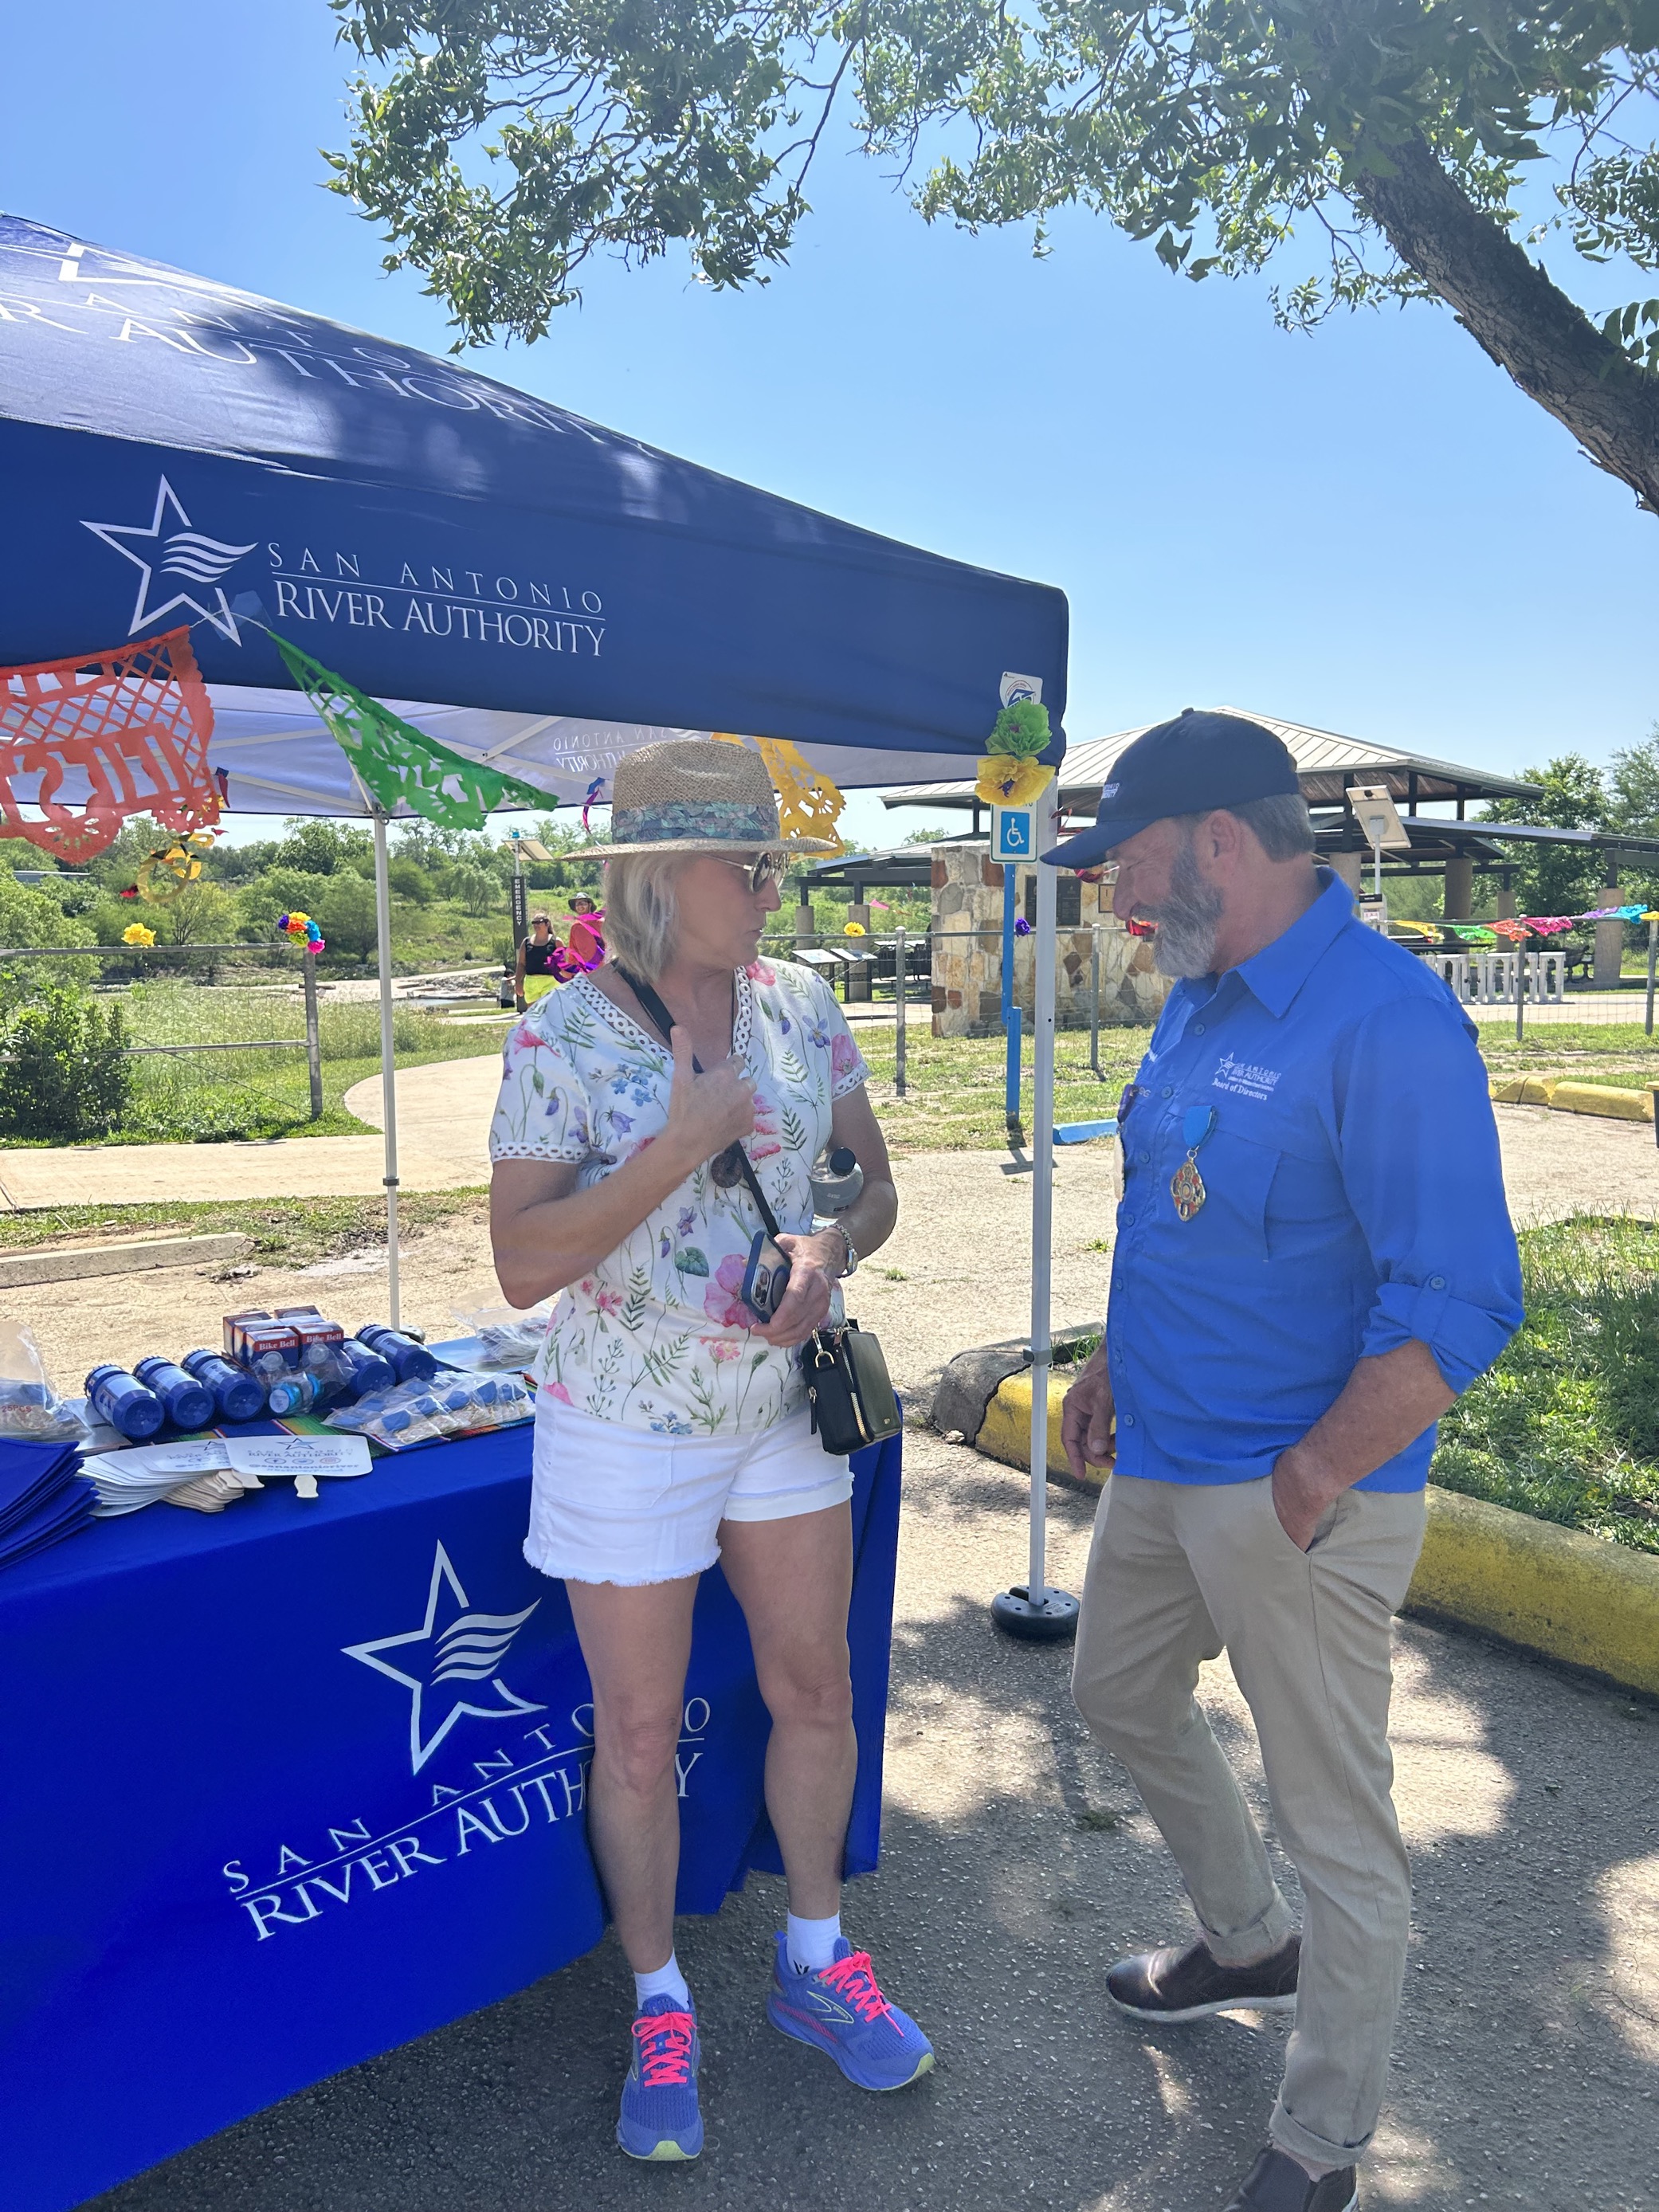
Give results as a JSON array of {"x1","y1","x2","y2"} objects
[{"x1": 739, "y1": 1231, "x2": 792, "y2": 1324}]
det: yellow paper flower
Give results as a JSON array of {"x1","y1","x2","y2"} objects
[
  {"x1": 122, "y1": 924, "x2": 156, "y2": 947},
  {"x1": 844, "y1": 921, "x2": 867, "y2": 937},
  {"x1": 974, "y1": 755, "x2": 1055, "y2": 809}
]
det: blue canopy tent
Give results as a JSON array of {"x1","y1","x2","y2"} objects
[{"x1": 0, "y1": 213, "x2": 1073, "y2": 1616}]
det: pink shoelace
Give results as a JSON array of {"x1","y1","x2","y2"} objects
[
  {"x1": 633, "y1": 2009, "x2": 695, "y2": 2085},
  {"x1": 818, "y1": 1949, "x2": 896, "y2": 2027}
]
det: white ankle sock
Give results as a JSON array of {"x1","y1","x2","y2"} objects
[
  {"x1": 786, "y1": 1911, "x2": 842, "y2": 1975},
  {"x1": 633, "y1": 1954, "x2": 690, "y2": 2010}
]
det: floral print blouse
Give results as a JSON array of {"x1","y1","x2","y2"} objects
[{"x1": 488, "y1": 959, "x2": 871, "y2": 1434}]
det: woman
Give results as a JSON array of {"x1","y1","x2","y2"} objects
[
  {"x1": 489, "y1": 739, "x2": 930, "y2": 2163},
  {"x1": 514, "y1": 911, "x2": 563, "y2": 1010}
]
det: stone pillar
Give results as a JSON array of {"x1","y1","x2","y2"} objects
[
  {"x1": 1496, "y1": 881, "x2": 1516, "y2": 920},
  {"x1": 794, "y1": 890, "x2": 814, "y2": 943},
  {"x1": 1444, "y1": 853, "x2": 1474, "y2": 920},
  {"x1": 1331, "y1": 849, "x2": 1363, "y2": 896},
  {"x1": 1594, "y1": 881, "x2": 1625, "y2": 988},
  {"x1": 929, "y1": 847, "x2": 1006, "y2": 1036}
]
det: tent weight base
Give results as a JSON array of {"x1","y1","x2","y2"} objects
[{"x1": 991, "y1": 1585, "x2": 1080, "y2": 1642}]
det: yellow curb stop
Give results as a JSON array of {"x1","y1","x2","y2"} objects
[{"x1": 975, "y1": 1370, "x2": 1659, "y2": 1699}]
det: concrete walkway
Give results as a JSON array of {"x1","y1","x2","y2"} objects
[{"x1": 0, "y1": 1060, "x2": 500, "y2": 1210}]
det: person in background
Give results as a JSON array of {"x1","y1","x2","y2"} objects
[
  {"x1": 1048, "y1": 711, "x2": 1523, "y2": 2212},
  {"x1": 489, "y1": 738, "x2": 931, "y2": 2166},
  {"x1": 515, "y1": 911, "x2": 563, "y2": 1010}
]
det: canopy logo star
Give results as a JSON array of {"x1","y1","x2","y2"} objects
[
  {"x1": 80, "y1": 475, "x2": 257, "y2": 644},
  {"x1": 343, "y1": 1542, "x2": 545, "y2": 1774}
]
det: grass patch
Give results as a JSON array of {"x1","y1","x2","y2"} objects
[
  {"x1": 7, "y1": 986, "x2": 510, "y2": 1146},
  {"x1": 856, "y1": 1026, "x2": 1143, "y2": 1155},
  {"x1": 1432, "y1": 1216, "x2": 1659, "y2": 1554},
  {"x1": 0, "y1": 1190, "x2": 488, "y2": 1265}
]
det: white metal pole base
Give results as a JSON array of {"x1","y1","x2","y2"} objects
[{"x1": 991, "y1": 1584, "x2": 1081, "y2": 1642}]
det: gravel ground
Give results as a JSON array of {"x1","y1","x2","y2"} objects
[
  {"x1": 16, "y1": 1100, "x2": 1657, "y2": 1405},
  {"x1": 88, "y1": 1432, "x2": 1659, "y2": 2212}
]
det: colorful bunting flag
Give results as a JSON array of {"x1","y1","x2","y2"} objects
[
  {"x1": 0, "y1": 627, "x2": 218, "y2": 862},
  {"x1": 271, "y1": 633, "x2": 547, "y2": 830}
]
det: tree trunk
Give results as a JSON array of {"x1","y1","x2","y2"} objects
[{"x1": 1351, "y1": 135, "x2": 1659, "y2": 516}]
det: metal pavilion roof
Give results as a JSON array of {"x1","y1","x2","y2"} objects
[{"x1": 882, "y1": 708, "x2": 1542, "y2": 816}]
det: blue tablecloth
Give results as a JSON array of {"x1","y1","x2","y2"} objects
[{"x1": 0, "y1": 1424, "x2": 901, "y2": 2212}]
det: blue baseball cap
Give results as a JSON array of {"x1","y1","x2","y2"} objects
[{"x1": 1041, "y1": 708, "x2": 1300, "y2": 869}]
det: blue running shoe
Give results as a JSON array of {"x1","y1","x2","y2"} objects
[
  {"x1": 616, "y1": 1994, "x2": 703, "y2": 2162},
  {"x1": 766, "y1": 1936, "x2": 935, "y2": 2091}
]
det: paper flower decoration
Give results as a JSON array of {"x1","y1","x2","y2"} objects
[
  {"x1": 844, "y1": 921, "x2": 867, "y2": 937},
  {"x1": 975, "y1": 755, "x2": 1055, "y2": 808},
  {"x1": 121, "y1": 924, "x2": 156, "y2": 947},
  {"x1": 1013, "y1": 916, "x2": 1033, "y2": 937},
  {"x1": 277, "y1": 911, "x2": 325, "y2": 954},
  {"x1": 974, "y1": 698, "x2": 1056, "y2": 809}
]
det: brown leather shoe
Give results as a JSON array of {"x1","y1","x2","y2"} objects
[
  {"x1": 1105, "y1": 1931, "x2": 1300, "y2": 2022},
  {"x1": 1222, "y1": 2146, "x2": 1357, "y2": 2212}
]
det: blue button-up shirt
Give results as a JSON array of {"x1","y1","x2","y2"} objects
[{"x1": 1107, "y1": 871, "x2": 1523, "y2": 1491}]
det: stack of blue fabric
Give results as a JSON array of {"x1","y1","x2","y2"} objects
[{"x1": 0, "y1": 1439, "x2": 96, "y2": 1571}]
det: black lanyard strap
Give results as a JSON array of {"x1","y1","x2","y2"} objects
[{"x1": 611, "y1": 964, "x2": 783, "y2": 1241}]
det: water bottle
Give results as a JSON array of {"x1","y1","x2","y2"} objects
[
  {"x1": 332, "y1": 1339, "x2": 398, "y2": 1402},
  {"x1": 265, "y1": 1369, "x2": 322, "y2": 1418},
  {"x1": 85, "y1": 1365, "x2": 166, "y2": 1443},
  {"x1": 181, "y1": 1350, "x2": 266, "y2": 1425},
  {"x1": 132, "y1": 1358, "x2": 216, "y2": 1433},
  {"x1": 356, "y1": 1323, "x2": 437, "y2": 1384}
]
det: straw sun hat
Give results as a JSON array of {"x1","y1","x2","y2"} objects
[{"x1": 580, "y1": 737, "x2": 838, "y2": 858}]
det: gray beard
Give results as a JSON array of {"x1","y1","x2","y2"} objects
[{"x1": 1143, "y1": 840, "x2": 1225, "y2": 979}]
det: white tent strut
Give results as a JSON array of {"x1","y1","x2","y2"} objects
[
  {"x1": 1029, "y1": 783, "x2": 1057, "y2": 1605},
  {"x1": 371, "y1": 807, "x2": 402, "y2": 1332}
]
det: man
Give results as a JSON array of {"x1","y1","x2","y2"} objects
[{"x1": 1047, "y1": 711, "x2": 1522, "y2": 2212}]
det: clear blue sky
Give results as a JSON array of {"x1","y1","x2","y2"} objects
[{"x1": 5, "y1": 0, "x2": 1655, "y2": 850}]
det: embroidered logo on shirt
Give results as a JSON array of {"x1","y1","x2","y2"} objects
[{"x1": 1212, "y1": 1051, "x2": 1281, "y2": 1102}]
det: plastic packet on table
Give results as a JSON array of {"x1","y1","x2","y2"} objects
[
  {"x1": 324, "y1": 1371, "x2": 533, "y2": 1449},
  {"x1": 449, "y1": 1300, "x2": 553, "y2": 1369},
  {"x1": 0, "y1": 1320, "x2": 89, "y2": 1442}
]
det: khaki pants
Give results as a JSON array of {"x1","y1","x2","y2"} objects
[{"x1": 1071, "y1": 1473, "x2": 1426, "y2": 2169}]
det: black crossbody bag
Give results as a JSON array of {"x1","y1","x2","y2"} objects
[{"x1": 614, "y1": 967, "x2": 901, "y2": 1457}]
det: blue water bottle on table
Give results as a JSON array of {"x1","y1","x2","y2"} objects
[
  {"x1": 181, "y1": 1349, "x2": 266, "y2": 1424},
  {"x1": 84, "y1": 1365, "x2": 166, "y2": 1442},
  {"x1": 356, "y1": 1323, "x2": 437, "y2": 1384},
  {"x1": 132, "y1": 1358, "x2": 217, "y2": 1433}
]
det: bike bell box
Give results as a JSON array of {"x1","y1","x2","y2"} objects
[{"x1": 990, "y1": 805, "x2": 1036, "y2": 864}]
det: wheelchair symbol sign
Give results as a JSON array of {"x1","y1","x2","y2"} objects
[{"x1": 991, "y1": 806, "x2": 1035, "y2": 861}]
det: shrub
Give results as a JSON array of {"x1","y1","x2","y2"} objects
[
  {"x1": 319, "y1": 874, "x2": 380, "y2": 959},
  {"x1": 0, "y1": 985, "x2": 132, "y2": 1140},
  {"x1": 163, "y1": 880, "x2": 238, "y2": 946},
  {"x1": 450, "y1": 865, "x2": 500, "y2": 917},
  {"x1": 237, "y1": 868, "x2": 333, "y2": 939},
  {"x1": 386, "y1": 857, "x2": 433, "y2": 905}
]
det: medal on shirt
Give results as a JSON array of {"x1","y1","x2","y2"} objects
[{"x1": 1171, "y1": 1106, "x2": 1217, "y2": 1222}]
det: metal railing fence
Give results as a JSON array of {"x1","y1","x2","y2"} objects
[{"x1": 0, "y1": 942, "x2": 325, "y2": 1119}]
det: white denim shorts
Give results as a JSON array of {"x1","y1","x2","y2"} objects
[{"x1": 525, "y1": 1395, "x2": 853, "y2": 1587}]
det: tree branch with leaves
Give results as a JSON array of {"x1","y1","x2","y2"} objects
[{"x1": 327, "y1": 0, "x2": 1659, "y2": 511}]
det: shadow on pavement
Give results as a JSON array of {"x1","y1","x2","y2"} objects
[{"x1": 90, "y1": 1441, "x2": 1658, "y2": 2212}]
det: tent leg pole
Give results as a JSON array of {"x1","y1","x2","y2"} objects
[
  {"x1": 373, "y1": 811, "x2": 402, "y2": 1330},
  {"x1": 994, "y1": 782, "x2": 1078, "y2": 1644}
]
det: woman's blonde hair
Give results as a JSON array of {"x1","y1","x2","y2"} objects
[{"x1": 602, "y1": 854, "x2": 685, "y2": 982}]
